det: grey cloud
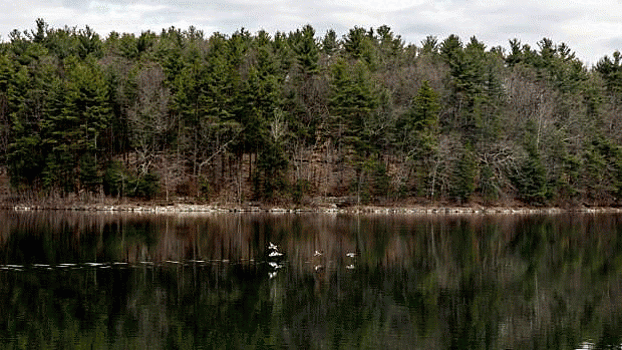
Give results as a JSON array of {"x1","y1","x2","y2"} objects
[
  {"x1": 61, "y1": 0, "x2": 90, "y2": 10},
  {"x1": 401, "y1": 24, "x2": 444, "y2": 38},
  {"x1": 604, "y1": 37, "x2": 622, "y2": 54}
]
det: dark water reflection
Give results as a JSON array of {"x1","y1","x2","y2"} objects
[{"x1": 1, "y1": 211, "x2": 622, "y2": 349}]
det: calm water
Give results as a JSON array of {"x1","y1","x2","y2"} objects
[{"x1": 0, "y1": 211, "x2": 621, "y2": 349}]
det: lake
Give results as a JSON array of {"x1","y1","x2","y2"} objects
[{"x1": 0, "y1": 211, "x2": 621, "y2": 349}]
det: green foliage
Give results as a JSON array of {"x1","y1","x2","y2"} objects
[
  {"x1": 321, "y1": 29, "x2": 339, "y2": 55},
  {"x1": 198, "y1": 175, "x2": 210, "y2": 200},
  {"x1": 76, "y1": 26, "x2": 102, "y2": 59},
  {"x1": 42, "y1": 149, "x2": 75, "y2": 192},
  {"x1": 350, "y1": 157, "x2": 391, "y2": 203},
  {"x1": 441, "y1": 36, "x2": 505, "y2": 144},
  {"x1": 3, "y1": 21, "x2": 622, "y2": 207},
  {"x1": 133, "y1": 172, "x2": 160, "y2": 199},
  {"x1": 420, "y1": 36, "x2": 439, "y2": 55},
  {"x1": 514, "y1": 150, "x2": 548, "y2": 205},
  {"x1": 369, "y1": 159, "x2": 390, "y2": 198},
  {"x1": 343, "y1": 26, "x2": 373, "y2": 61},
  {"x1": 395, "y1": 81, "x2": 441, "y2": 198},
  {"x1": 6, "y1": 52, "x2": 58, "y2": 188},
  {"x1": 253, "y1": 138, "x2": 288, "y2": 200},
  {"x1": 376, "y1": 25, "x2": 404, "y2": 61},
  {"x1": 596, "y1": 51, "x2": 622, "y2": 96},
  {"x1": 103, "y1": 161, "x2": 130, "y2": 197},
  {"x1": 479, "y1": 164, "x2": 499, "y2": 202},
  {"x1": 292, "y1": 179, "x2": 310, "y2": 204},
  {"x1": 450, "y1": 146, "x2": 477, "y2": 203},
  {"x1": 291, "y1": 25, "x2": 319, "y2": 76},
  {"x1": 329, "y1": 59, "x2": 380, "y2": 154},
  {"x1": 79, "y1": 153, "x2": 101, "y2": 193},
  {"x1": 397, "y1": 81, "x2": 440, "y2": 157},
  {"x1": 412, "y1": 81, "x2": 441, "y2": 129},
  {"x1": 103, "y1": 161, "x2": 159, "y2": 199},
  {"x1": 237, "y1": 67, "x2": 279, "y2": 153},
  {"x1": 579, "y1": 136, "x2": 622, "y2": 202},
  {"x1": 58, "y1": 57, "x2": 111, "y2": 153},
  {"x1": 511, "y1": 121, "x2": 548, "y2": 204},
  {"x1": 7, "y1": 134, "x2": 44, "y2": 188}
]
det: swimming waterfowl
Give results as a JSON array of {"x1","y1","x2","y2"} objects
[{"x1": 268, "y1": 261, "x2": 283, "y2": 269}]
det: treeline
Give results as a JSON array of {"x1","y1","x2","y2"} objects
[{"x1": 1, "y1": 19, "x2": 622, "y2": 206}]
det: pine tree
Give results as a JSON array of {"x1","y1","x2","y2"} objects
[
  {"x1": 329, "y1": 59, "x2": 379, "y2": 154},
  {"x1": 42, "y1": 56, "x2": 111, "y2": 191},
  {"x1": 6, "y1": 55, "x2": 57, "y2": 187},
  {"x1": 512, "y1": 121, "x2": 548, "y2": 204},
  {"x1": 399, "y1": 81, "x2": 440, "y2": 154},
  {"x1": 292, "y1": 24, "x2": 319, "y2": 76},
  {"x1": 321, "y1": 29, "x2": 339, "y2": 56},
  {"x1": 396, "y1": 81, "x2": 441, "y2": 196},
  {"x1": 253, "y1": 110, "x2": 289, "y2": 200},
  {"x1": 450, "y1": 145, "x2": 477, "y2": 203}
]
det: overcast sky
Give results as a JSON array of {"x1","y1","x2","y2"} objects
[{"x1": 2, "y1": 0, "x2": 621, "y2": 66}]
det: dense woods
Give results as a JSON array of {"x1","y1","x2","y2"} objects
[{"x1": 1, "y1": 19, "x2": 622, "y2": 206}]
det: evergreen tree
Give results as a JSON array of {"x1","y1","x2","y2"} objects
[
  {"x1": 321, "y1": 29, "x2": 339, "y2": 56},
  {"x1": 329, "y1": 59, "x2": 379, "y2": 154},
  {"x1": 450, "y1": 145, "x2": 477, "y2": 203},
  {"x1": 0, "y1": 54, "x2": 13, "y2": 163},
  {"x1": 376, "y1": 25, "x2": 403, "y2": 62},
  {"x1": 253, "y1": 110, "x2": 289, "y2": 200},
  {"x1": 2, "y1": 21, "x2": 622, "y2": 206},
  {"x1": 398, "y1": 81, "x2": 440, "y2": 154},
  {"x1": 396, "y1": 81, "x2": 441, "y2": 195},
  {"x1": 596, "y1": 51, "x2": 622, "y2": 96},
  {"x1": 42, "y1": 56, "x2": 111, "y2": 191},
  {"x1": 343, "y1": 26, "x2": 377, "y2": 67},
  {"x1": 291, "y1": 24, "x2": 319, "y2": 76},
  {"x1": 420, "y1": 36, "x2": 439, "y2": 55},
  {"x1": 512, "y1": 121, "x2": 548, "y2": 204},
  {"x1": 6, "y1": 54, "x2": 57, "y2": 187}
]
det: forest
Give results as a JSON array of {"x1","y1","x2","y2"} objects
[{"x1": 1, "y1": 19, "x2": 622, "y2": 207}]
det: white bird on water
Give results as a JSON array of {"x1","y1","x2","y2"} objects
[
  {"x1": 346, "y1": 252, "x2": 356, "y2": 258},
  {"x1": 268, "y1": 261, "x2": 283, "y2": 269},
  {"x1": 269, "y1": 251, "x2": 283, "y2": 257}
]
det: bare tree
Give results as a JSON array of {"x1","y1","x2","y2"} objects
[
  {"x1": 155, "y1": 153, "x2": 184, "y2": 202},
  {"x1": 127, "y1": 64, "x2": 174, "y2": 175}
]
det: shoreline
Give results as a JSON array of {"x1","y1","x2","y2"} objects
[{"x1": 4, "y1": 201, "x2": 622, "y2": 215}]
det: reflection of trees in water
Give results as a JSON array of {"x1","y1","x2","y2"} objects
[{"x1": 2, "y1": 212, "x2": 622, "y2": 348}]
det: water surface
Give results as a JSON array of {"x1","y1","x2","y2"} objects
[{"x1": 0, "y1": 211, "x2": 621, "y2": 349}]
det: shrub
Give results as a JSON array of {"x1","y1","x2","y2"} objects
[{"x1": 103, "y1": 161, "x2": 159, "y2": 199}]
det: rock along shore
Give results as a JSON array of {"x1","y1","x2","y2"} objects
[{"x1": 6, "y1": 202, "x2": 622, "y2": 215}]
